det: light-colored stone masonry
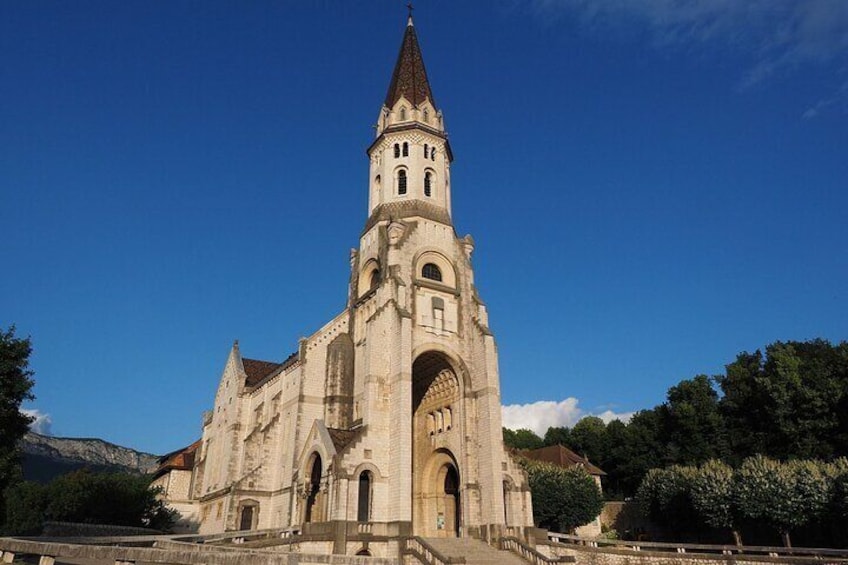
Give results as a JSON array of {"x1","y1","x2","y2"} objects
[
  {"x1": 538, "y1": 539, "x2": 848, "y2": 565},
  {"x1": 155, "y1": 16, "x2": 536, "y2": 553}
]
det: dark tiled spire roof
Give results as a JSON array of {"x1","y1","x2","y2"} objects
[{"x1": 384, "y1": 18, "x2": 436, "y2": 109}]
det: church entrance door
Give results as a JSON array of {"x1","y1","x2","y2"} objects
[{"x1": 412, "y1": 351, "x2": 463, "y2": 537}]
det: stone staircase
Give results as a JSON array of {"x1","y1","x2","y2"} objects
[{"x1": 422, "y1": 537, "x2": 530, "y2": 565}]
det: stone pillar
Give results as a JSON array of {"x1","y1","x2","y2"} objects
[
  {"x1": 2, "y1": 552, "x2": 14, "y2": 564},
  {"x1": 38, "y1": 557, "x2": 55, "y2": 565}
]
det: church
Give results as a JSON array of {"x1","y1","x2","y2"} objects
[{"x1": 155, "y1": 13, "x2": 535, "y2": 553}]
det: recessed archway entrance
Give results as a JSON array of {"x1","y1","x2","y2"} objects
[
  {"x1": 304, "y1": 453, "x2": 322, "y2": 523},
  {"x1": 412, "y1": 351, "x2": 463, "y2": 537}
]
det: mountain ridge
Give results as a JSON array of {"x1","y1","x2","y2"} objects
[{"x1": 20, "y1": 432, "x2": 161, "y2": 483}]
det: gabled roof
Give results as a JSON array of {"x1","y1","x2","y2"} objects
[
  {"x1": 384, "y1": 17, "x2": 436, "y2": 109},
  {"x1": 523, "y1": 445, "x2": 607, "y2": 476},
  {"x1": 153, "y1": 439, "x2": 201, "y2": 479},
  {"x1": 242, "y1": 358, "x2": 282, "y2": 387}
]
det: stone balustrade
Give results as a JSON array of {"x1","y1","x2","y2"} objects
[
  {"x1": 0, "y1": 537, "x2": 394, "y2": 565},
  {"x1": 543, "y1": 533, "x2": 848, "y2": 565}
]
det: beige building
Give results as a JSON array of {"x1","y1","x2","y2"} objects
[{"x1": 159, "y1": 15, "x2": 535, "y2": 551}]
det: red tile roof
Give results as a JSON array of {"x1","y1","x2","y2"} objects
[
  {"x1": 242, "y1": 358, "x2": 282, "y2": 387},
  {"x1": 153, "y1": 439, "x2": 201, "y2": 479},
  {"x1": 523, "y1": 445, "x2": 606, "y2": 476}
]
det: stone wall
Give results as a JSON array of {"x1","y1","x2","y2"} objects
[
  {"x1": 540, "y1": 543, "x2": 848, "y2": 565},
  {"x1": 41, "y1": 521, "x2": 161, "y2": 537},
  {"x1": 0, "y1": 537, "x2": 397, "y2": 565}
]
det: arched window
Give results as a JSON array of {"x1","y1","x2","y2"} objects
[
  {"x1": 393, "y1": 144, "x2": 400, "y2": 158},
  {"x1": 369, "y1": 269, "x2": 380, "y2": 291},
  {"x1": 399, "y1": 107, "x2": 406, "y2": 120},
  {"x1": 375, "y1": 174, "x2": 381, "y2": 187},
  {"x1": 422, "y1": 263, "x2": 442, "y2": 282},
  {"x1": 357, "y1": 471, "x2": 372, "y2": 522},
  {"x1": 424, "y1": 144, "x2": 429, "y2": 158},
  {"x1": 398, "y1": 170, "x2": 407, "y2": 195},
  {"x1": 423, "y1": 109, "x2": 429, "y2": 123},
  {"x1": 402, "y1": 142, "x2": 409, "y2": 157},
  {"x1": 431, "y1": 148, "x2": 436, "y2": 161},
  {"x1": 424, "y1": 172, "x2": 432, "y2": 197}
]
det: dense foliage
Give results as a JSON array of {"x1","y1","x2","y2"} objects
[
  {"x1": 0, "y1": 326, "x2": 36, "y2": 524},
  {"x1": 636, "y1": 457, "x2": 845, "y2": 547},
  {"x1": 504, "y1": 339, "x2": 848, "y2": 500},
  {"x1": 520, "y1": 459, "x2": 604, "y2": 533},
  {"x1": 3, "y1": 469, "x2": 176, "y2": 535}
]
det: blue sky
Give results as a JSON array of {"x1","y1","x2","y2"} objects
[{"x1": 2, "y1": 1, "x2": 846, "y2": 454}]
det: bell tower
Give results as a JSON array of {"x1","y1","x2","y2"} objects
[
  {"x1": 366, "y1": 13, "x2": 454, "y2": 225},
  {"x1": 343, "y1": 13, "x2": 534, "y2": 540}
]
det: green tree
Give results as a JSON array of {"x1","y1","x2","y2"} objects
[
  {"x1": 503, "y1": 428, "x2": 544, "y2": 450},
  {"x1": 735, "y1": 455, "x2": 829, "y2": 547},
  {"x1": 522, "y1": 459, "x2": 604, "y2": 533},
  {"x1": 690, "y1": 460, "x2": 742, "y2": 546},
  {"x1": 834, "y1": 468, "x2": 848, "y2": 518},
  {"x1": 3, "y1": 481, "x2": 46, "y2": 535},
  {"x1": 636, "y1": 465, "x2": 699, "y2": 535},
  {"x1": 543, "y1": 426, "x2": 572, "y2": 447},
  {"x1": 570, "y1": 416, "x2": 607, "y2": 464},
  {"x1": 43, "y1": 470, "x2": 176, "y2": 530},
  {"x1": 0, "y1": 326, "x2": 36, "y2": 523},
  {"x1": 718, "y1": 340, "x2": 848, "y2": 462},
  {"x1": 660, "y1": 376, "x2": 727, "y2": 465},
  {"x1": 598, "y1": 419, "x2": 628, "y2": 498},
  {"x1": 612, "y1": 409, "x2": 664, "y2": 497}
]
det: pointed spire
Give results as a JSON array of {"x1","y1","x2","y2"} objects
[{"x1": 384, "y1": 11, "x2": 436, "y2": 109}]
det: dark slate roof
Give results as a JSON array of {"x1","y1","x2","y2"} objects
[
  {"x1": 242, "y1": 358, "x2": 283, "y2": 387},
  {"x1": 523, "y1": 445, "x2": 607, "y2": 476},
  {"x1": 363, "y1": 199, "x2": 453, "y2": 234},
  {"x1": 384, "y1": 18, "x2": 436, "y2": 109}
]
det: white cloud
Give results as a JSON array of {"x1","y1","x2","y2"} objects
[
  {"x1": 803, "y1": 80, "x2": 848, "y2": 119},
  {"x1": 501, "y1": 398, "x2": 633, "y2": 436},
  {"x1": 21, "y1": 409, "x2": 52, "y2": 435},
  {"x1": 527, "y1": 0, "x2": 848, "y2": 88}
]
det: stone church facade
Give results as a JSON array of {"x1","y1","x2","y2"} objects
[{"x1": 161, "y1": 15, "x2": 534, "y2": 549}]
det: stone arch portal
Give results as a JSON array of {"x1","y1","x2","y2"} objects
[
  {"x1": 412, "y1": 351, "x2": 463, "y2": 537},
  {"x1": 304, "y1": 453, "x2": 323, "y2": 524}
]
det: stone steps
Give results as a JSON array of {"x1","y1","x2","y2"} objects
[{"x1": 422, "y1": 537, "x2": 529, "y2": 565}]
